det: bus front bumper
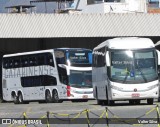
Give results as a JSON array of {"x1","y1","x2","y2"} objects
[{"x1": 111, "y1": 87, "x2": 159, "y2": 100}]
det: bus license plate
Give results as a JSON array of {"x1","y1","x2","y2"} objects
[
  {"x1": 83, "y1": 95, "x2": 88, "y2": 98},
  {"x1": 132, "y1": 93, "x2": 140, "y2": 97}
]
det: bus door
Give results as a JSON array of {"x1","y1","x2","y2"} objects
[{"x1": 2, "y1": 78, "x2": 11, "y2": 101}]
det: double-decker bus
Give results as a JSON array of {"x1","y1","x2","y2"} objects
[
  {"x1": 92, "y1": 37, "x2": 159, "y2": 105},
  {"x1": 2, "y1": 48, "x2": 93, "y2": 104}
]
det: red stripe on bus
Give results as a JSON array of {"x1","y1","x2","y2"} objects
[{"x1": 67, "y1": 85, "x2": 70, "y2": 97}]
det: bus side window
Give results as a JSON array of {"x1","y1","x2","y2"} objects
[
  {"x1": 35, "y1": 76, "x2": 41, "y2": 86},
  {"x1": 38, "y1": 54, "x2": 45, "y2": 66},
  {"x1": 14, "y1": 57, "x2": 20, "y2": 68},
  {"x1": 47, "y1": 53, "x2": 54, "y2": 67},
  {"x1": 42, "y1": 75, "x2": 57, "y2": 86},
  {"x1": 48, "y1": 76, "x2": 57, "y2": 86},
  {"x1": 27, "y1": 77, "x2": 33, "y2": 87},
  {"x1": 3, "y1": 58, "x2": 8, "y2": 69},
  {"x1": 8, "y1": 59, "x2": 13, "y2": 68},
  {"x1": 21, "y1": 57, "x2": 29, "y2": 67},
  {"x1": 29, "y1": 56, "x2": 37, "y2": 66}
]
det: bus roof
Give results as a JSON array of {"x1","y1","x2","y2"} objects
[
  {"x1": 3, "y1": 49, "x2": 54, "y2": 57},
  {"x1": 94, "y1": 37, "x2": 155, "y2": 50},
  {"x1": 54, "y1": 48, "x2": 92, "y2": 52},
  {"x1": 3, "y1": 48, "x2": 92, "y2": 57}
]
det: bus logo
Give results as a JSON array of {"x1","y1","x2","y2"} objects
[{"x1": 134, "y1": 88, "x2": 137, "y2": 92}]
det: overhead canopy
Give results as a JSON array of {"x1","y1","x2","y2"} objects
[{"x1": 0, "y1": 13, "x2": 160, "y2": 38}]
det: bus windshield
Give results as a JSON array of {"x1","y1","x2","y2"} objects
[
  {"x1": 110, "y1": 49, "x2": 158, "y2": 84},
  {"x1": 69, "y1": 70, "x2": 92, "y2": 88}
]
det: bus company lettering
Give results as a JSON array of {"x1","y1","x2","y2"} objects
[
  {"x1": 70, "y1": 56, "x2": 87, "y2": 60},
  {"x1": 112, "y1": 61, "x2": 133, "y2": 65},
  {"x1": 3, "y1": 66, "x2": 55, "y2": 78}
]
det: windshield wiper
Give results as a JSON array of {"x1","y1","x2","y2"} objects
[
  {"x1": 135, "y1": 63, "x2": 147, "y2": 83},
  {"x1": 123, "y1": 71, "x2": 129, "y2": 83}
]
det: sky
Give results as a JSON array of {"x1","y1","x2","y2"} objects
[{"x1": 0, "y1": 0, "x2": 9, "y2": 12}]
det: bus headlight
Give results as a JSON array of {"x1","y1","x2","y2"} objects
[
  {"x1": 148, "y1": 84, "x2": 159, "y2": 90},
  {"x1": 110, "y1": 85, "x2": 123, "y2": 91}
]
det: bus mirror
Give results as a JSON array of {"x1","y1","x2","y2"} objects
[
  {"x1": 157, "y1": 50, "x2": 160, "y2": 66},
  {"x1": 106, "y1": 51, "x2": 110, "y2": 66},
  {"x1": 67, "y1": 68, "x2": 70, "y2": 75},
  {"x1": 158, "y1": 66, "x2": 160, "y2": 74},
  {"x1": 158, "y1": 67, "x2": 160, "y2": 80}
]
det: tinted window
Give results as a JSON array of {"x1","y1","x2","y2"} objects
[
  {"x1": 13, "y1": 57, "x2": 20, "y2": 68},
  {"x1": 21, "y1": 75, "x2": 57, "y2": 87},
  {"x1": 3, "y1": 58, "x2": 9, "y2": 69},
  {"x1": 29, "y1": 56, "x2": 37, "y2": 66},
  {"x1": 46, "y1": 53, "x2": 54, "y2": 67},
  {"x1": 3, "y1": 52, "x2": 54, "y2": 68},
  {"x1": 21, "y1": 57, "x2": 29, "y2": 67}
]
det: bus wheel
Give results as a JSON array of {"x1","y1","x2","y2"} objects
[
  {"x1": 129, "y1": 100, "x2": 134, "y2": 105},
  {"x1": 147, "y1": 99, "x2": 153, "y2": 105},
  {"x1": 13, "y1": 94, "x2": 19, "y2": 104},
  {"x1": 0, "y1": 97, "x2": 3, "y2": 103},
  {"x1": 18, "y1": 93, "x2": 24, "y2": 104},
  {"x1": 135, "y1": 100, "x2": 140, "y2": 105},
  {"x1": 97, "y1": 99, "x2": 103, "y2": 105},
  {"x1": 45, "y1": 90, "x2": 53, "y2": 103},
  {"x1": 108, "y1": 100, "x2": 114, "y2": 106},
  {"x1": 81, "y1": 100, "x2": 88, "y2": 102},
  {"x1": 52, "y1": 90, "x2": 63, "y2": 103},
  {"x1": 106, "y1": 94, "x2": 114, "y2": 106}
]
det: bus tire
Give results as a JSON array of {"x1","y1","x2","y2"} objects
[
  {"x1": 52, "y1": 90, "x2": 63, "y2": 103},
  {"x1": 0, "y1": 97, "x2": 3, "y2": 103},
  {"x1": 106, "y1": 87, "x2": 114, "y2": 106},
  {"x1": 147, "y1": 99, "x2": 153, "y2": 105},
  {"x1": 129, "y1": 100, "x2": 134, "y2": 105},
  {"x1": 18, "y1": 93, "x2": 24, "y2": 104},
  {"x1": 135, "y1": 100, "x2": 140, "y2": 105},
  {"x1": 13, "y1": 94, "x2": 19, "y2": 104},
  {"x1": 38, "y1": 100, "x2": 46, "y2": 103},
  {"x1": 108, "y1": 100, "x2": 114, "y2": 106},
  {"x1": 81, "y1": 100, "x2": 88, "y2": 102},
  {"x1": 45, "y1": 90, "x2": 53, "y2": 103},
  {"x1": 95, "y1": 87, "x2": 98, "y2": 99},
  {"x1": 97, "y1": 99, "x2": 103, "y2": 105}
]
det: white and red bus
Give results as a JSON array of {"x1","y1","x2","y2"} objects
[{"x1": 2, "y1": 48, "x2": 93, "y2": 104}]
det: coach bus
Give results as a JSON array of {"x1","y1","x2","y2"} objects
[
  {"x1": 156, "y1": 49, "x2": 160, "y2": 102},
  {"x1": 92, "y1": 37, "x2": 159, "y2": 105},
  {"x1": 2, "y1": 48, "x2": 93, "y2": 104}
]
